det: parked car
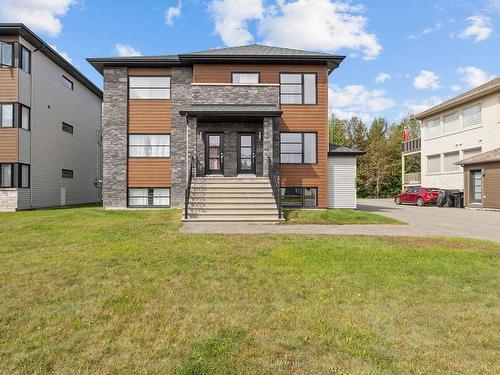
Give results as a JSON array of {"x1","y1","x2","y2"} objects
[{"x1": 395, "y1": 187, "x2": 441, "y2": 206}]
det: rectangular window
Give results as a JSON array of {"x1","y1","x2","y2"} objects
[
  {"x1": 62, "y1": 76, "x2": 74, "y2": 90},
  {"x1": 129, "y1": 134, "x2": 170, "y2": 157},
  {"x1": 129, "y1": 76, "x2": 171, "y2": 99},
  {"x1": 0, "y1": 42, "x2": 13, "y2": 67},
  {"x1": 463, "y1": 103, "x2": 481, "y2": 128},
  {"x1": 128, "y1": 188, "x2": 170, "y2": 207},
  {"x1": 20, "y1": 46, "x2": 31, "y2": 74},
  {"x1": 443, "y1": 111, "x2": 460, "y2": 134},
  {"x1": 62, "y1": 169, "x2": 73, "y2": 179},
  {"x1": 444, "y1": 152, "x2": 460, "y2": 173},
  {"x1": 20, "y1": 105, "x2": 30, "y2": 130},
  {"x1": 427, "y1": 154, "x2": 441, "y2": 174},
  {"x1": 470, "y1": 170, "x2": 483, "y2": 204},
  {"x1": 280, "y1": 132, "x2": 317, "y2": 164},
  {"x1": 280, "y1": 73, "x2": 317, "y2": 104},
  {"x1": 232, "y1": 72, "x2": 259, "y2": 84},
  {"x1": 19, "y1": 164, "x2": 30, "y2": 188},
  {"x1": 463, "y1": 147, "x2": 481, "y2": 160},
  {"x1": 1, "y1": 104, "x2": 14, "y2": 127},
  {"x1": 0, "y1": 164, "x2": 13, "y2": 187},
  {"x1": 426, "y1": 117, "x2": 441, "y2": 138},
  {"x1": 281, "y1": 187, "x2": 318, "y2": 208},
  {"x1": 62, "y1": 122, "x2": 74, "y2": 134}
]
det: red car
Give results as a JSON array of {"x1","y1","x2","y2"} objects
[{"x1": 395, "y1": 187, "x2": 441, "y2": 206}]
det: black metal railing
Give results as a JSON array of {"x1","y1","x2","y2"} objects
[
  {"x1": 268, "y1": 157, "x2": 282, "y2": 219},
  {"x1": 184, "y1": 157, "x2": 195, "y2": 219}
]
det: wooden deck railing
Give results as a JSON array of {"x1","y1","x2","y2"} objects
[
  {"x1": 403, "y1": 172, "x2": 421, "y2": 185},
  {"x1": 402, "y1": 138, "x2": 421, "y2": 154}
]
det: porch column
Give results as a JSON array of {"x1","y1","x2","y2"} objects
[
  {"x1": 263, "y1": 117, "x2": 274, "y2": 177},
  {"x1": 187, "y1": 116, "x2": 197, "y2": 176}
]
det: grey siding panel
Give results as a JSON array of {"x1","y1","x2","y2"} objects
[
  {"x1": 18, "y1": 129, "x2": 31, "y2": 164},
  {"x1": 18, "y1": 69, "x2": 31, "y2": 107},
  {"x1": 17, "y1": 189, "x2": 31, "y2": 210},
  {"x1": 328, "y1": 155, "x2": 357, "y2": 209}
]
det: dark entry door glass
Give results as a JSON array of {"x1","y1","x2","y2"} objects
[
  {"x1": 206, "y1": 133, "x2": 223, "y2": 174},
  {"x1": 238, "y1": 134, "x2": 255, "y2": 174},
  {"x1": 470, "y1": 170, "x2": 483, "y2": 204}
]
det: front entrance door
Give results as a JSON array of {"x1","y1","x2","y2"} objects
[
  {"x1": 238, "y1": 133, "x2": 256, "y2": 174},
  {"x1": 205, "y1": 133, "x2": 224, "y2": 175},
  {"x1": 470, "y1": 170, "x2": 483, "y2": 206}
]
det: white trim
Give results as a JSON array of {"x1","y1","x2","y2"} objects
[{"x1": 191, "y1": 83, "x2": 280, "y2": 87}]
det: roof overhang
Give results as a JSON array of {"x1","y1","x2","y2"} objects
[
  {"x1": 0, "y1": 23, "x2": 102, "y2": 98},
  {"x1": 87, "y1": 57, "x2": 182, "y2": 75}
]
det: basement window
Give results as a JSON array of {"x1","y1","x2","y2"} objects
[
  {"x1": 62, "y1": 122, "x2": 74, "y2": 134},
  {"x1": 281, "y1": 187, "x2": 317, "y2": 208},
  {"x1": 62, "y1": 169, "x2": 74, "y2": 179},
  {"x1": 128, "y1": 188, "x2": 170, "y2": 207}
]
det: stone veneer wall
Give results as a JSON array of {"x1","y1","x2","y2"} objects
[
  {"x1": 102, "y1": 68, "x2": 128, "y2": 209},
  {"x1": 191, "y1": 84, "x2": 279, "y2": 105},
  {"x1": 0, "y1": 189, "x2": 17, "y2": 211},
  {"x1": 170, "y1": 67, "x2": 193, "y2": 208}
]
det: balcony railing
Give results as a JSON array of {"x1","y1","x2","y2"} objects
[
  {"x1": 402, "y1": 138, "x2": 421, "y2": 154},
  {"x1": 403, "y1": 172, "x2": 421, "y2": 186}
]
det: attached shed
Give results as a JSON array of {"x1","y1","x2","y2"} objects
[
  {"x1": 328, "y1": 144, "x2": 364, "y2": 209},
  {"x1": 457, "y1": 148, "x2": 500, "y2": 209}
]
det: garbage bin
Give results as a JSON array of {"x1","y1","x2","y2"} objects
[{"x1": 453, "y1": 192, "x2": 464, "y2": 208}]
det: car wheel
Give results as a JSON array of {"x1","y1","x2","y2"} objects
[
  {"x1": 395, "y1": 197, "x2": 401, "y2": 205},
  {"x1": 416, "y1": 198, "x2": 424, "y2": 207}
]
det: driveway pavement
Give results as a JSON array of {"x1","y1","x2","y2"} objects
[{"x1": 181, "y1": 199, "x2": 500, "y2": 243}]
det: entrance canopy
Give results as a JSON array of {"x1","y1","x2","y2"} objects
[{"x1": 180, "y1": 104, "x2": 282, "y2": 123}]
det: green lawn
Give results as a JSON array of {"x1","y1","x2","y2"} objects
[
  {"x1": 0, "y1": 207, "x2": 499, "y2": 374},
  {"x1": 284, "y1": 209, "x2": 404, "y2": 225}
]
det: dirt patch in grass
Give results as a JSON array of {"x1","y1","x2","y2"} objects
[{"x1": 283, "y1": 209, "x2": 405, "y2": 225}]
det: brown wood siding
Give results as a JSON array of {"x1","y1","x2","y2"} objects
[
  {"x1": 464, "y1": 162, "x2": 500, "y2": 209},
  {"x1": 194, "y1": 63, "x2": 329, "y2": 207},
  {"x1": 128, "y1": 159, "x2": 171, "y2": 187},
  {"x1": 0, "y1": 68, "x2": 18, "y2": 102},
  {"x1": 128, "y1": 68, "x2": 171, "y2": 76},
  {"x1": 0, "y1": 129, "x2": 19, "y2": 162},
  {"x1": 128, "y1": 100, "x2": 172, "y2": 133}
]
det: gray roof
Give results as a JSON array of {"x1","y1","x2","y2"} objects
[
  {"x1": 0, "y1": 23, "x2": 102, "y2": 98},
  {"x1": 416, "y1": 77, "x2": 500, "y2": 120},
  {"x1": 185, "y1": 44, "x2": 334, "y2": 57},
  {"x1": 456, "y1": 148, "x2": 500, "y2": 166},
  {"x1": 328, "y1": 144, "x2": 365, "y2": 156},
  {"x1": 179, "y1": 104, "x2": 282, "y2": 117}
]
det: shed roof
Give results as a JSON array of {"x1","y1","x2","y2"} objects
[
  {"x1": 328, "y1": 144, "x2": 365, "y2": 156},
  {"x1": 456, "y1": 148, "x2": 500, "y2": 166}
]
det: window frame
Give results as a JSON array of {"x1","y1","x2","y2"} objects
[
  {"x1": 62, "y1": 169, "x2": 74, "y2": 179},
  {"x1": 0, "y1": 41, "x2": 14, "y2": 68},
  {"x1": 128, "y1": 187, "x2": 171, "y2": 208},
  {"x1": 462, "y1": 102, "x2": 482, "y2": 128},
  {"x1": 279, "y1": 72, "x2": 318, "y2": 105},
  {"x1": 443, "y1": 151, "x2": 460, "y2": 173},
  {"x1": 19, "y1": 104, "x2": 30, "y2": 130},
  {"x1": 128, "y1": 134, "x2": 171, "y2": 158},
  {"x1": 0, "y1": 163, "x2": 14, "y2": 188},
  {"x1": 18, "y1": 164, "x2": 30, "y2": 188},
  {"x1": 280, "y1": 187, "x2": 318, "y2": 208},
  {"x1": 427, "y1": 154, "x2": 442, "y2": 174},
  {"x1": 231, "y1": 72, "x2": 260, "y2": 84},
  {"x1": 62, "y1": 122, "x2": 74, "y2": 134},
  {"x1": 426, "y1": 117, "x2": 441, "y2": 138},
  {"x1": 0, "y1": 103, "x2": 14, "y2": 128},
  {"x1": 62, "y1": 75, "x2": 74, "y2": 90},
  {"x1": 20, "y1": 45, "x2": 31, "y2": 74},
  {"x1": 128, "y1": 75, "x2": 171, "y2": 100},
  {"x1": 280, "y1": 132, "x2": 317, "y2": 164}
]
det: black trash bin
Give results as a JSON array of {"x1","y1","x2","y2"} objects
[{"x1": 453, "y1": 192, "x2": 464, "y2": 208}]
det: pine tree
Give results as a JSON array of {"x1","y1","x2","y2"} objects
[{"x1": 328, "y1": 115, "x2": 348, "y2": 145}]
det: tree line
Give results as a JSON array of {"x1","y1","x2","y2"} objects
[{"x1": 329, "y1": 114, "x2": 420, "y2": 198}]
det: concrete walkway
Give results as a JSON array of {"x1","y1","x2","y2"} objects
[{"x1": 181, "y1": 199, "x2": 500, "y2": 243}]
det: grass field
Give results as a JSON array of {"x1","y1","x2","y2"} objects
[
  {"x1": 283, "y1": 209, "x2": 404, "y2": 225},
  {"x1": 0, "y1": 207, "x2": 499, "y2": 374}
]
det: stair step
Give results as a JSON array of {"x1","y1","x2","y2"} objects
[
  {"x1": 194, "y1": 178, "x2": 269, "y2": 183},
  {"x1": 188, "y1": 210, "x2": 278, "y2": 216},
  {"x1": 192, "y1": 184, "x2": 272, "y2": 189},
  {"x1": 189, "y1": 204, "x2": 278, "y2": 210},
  {"x1": 183, "y1": 217, "x2": 283, "y2": 223},
  {"x1": 189, "y1": 197, "x2": 276, "y2": 203}
]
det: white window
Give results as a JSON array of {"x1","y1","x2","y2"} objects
[
  {"x1": 426, "y1": 117, "x2": 441, "y2": 138},
  {"x1": 444, "y1": 111, "x2": 460, "y2": 134},
  {"x1": 232, "y1": 73, "x2": 259, "y2": 84},
  {"x1": 444, "y1": 152, "x2": 460, "y2": 173},
  {"x1": 20, "y1": 46, "x2": 31, "y2": 74},
  {"x1": 128, "y1": 188, "x2": 170, "y2": 207},
  {"x1": 427, "y1": 154, "x2": 441, "y2": 174},
  {"x1": 129, "y1": 134, "x2": 170, "y2": 157},
  {"x1": 0, "y1": 42, "x2": 13, "y2": 67},
  {"x1": 62, "y1": 76, "x2": 74, "y2": 90},
  {"x1": 20, "y1": 164, "x2": 30, "y2": 188},
  {"x1": 463, "y1": 103, "x2": 481, "y2": 128},
  {"x1": 129, "y1": 76, "x2": 171, "y2": 99},
  {"x1": 1, "y1": 104, "x2": 13, "y2": 127},
  {"x1": 0, "y1": 164, "x2": 13, "y2": 187},
  {"x1": 20, "y1": 105, "x2": 30, "y2": 130},
  {"x1": 280, "y1": 73, "x2": 317, "y2": 105},
  {"x1": 463, "y1": 147, "x2": 482, "y2": 160},
  {"x1": 280, "y1": 132, "x2": 317, "y2": 164}
]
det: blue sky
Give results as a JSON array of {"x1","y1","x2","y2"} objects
[{"x1": 1, "y1": 0, "x2": 499, "y2": 124}]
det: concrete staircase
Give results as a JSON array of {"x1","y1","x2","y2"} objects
[{"x1": 184, "y1": 176, "x2": 282, "y2": 222}]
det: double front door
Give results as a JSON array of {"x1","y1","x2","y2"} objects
[{"x1": 204, "y1": 133, "x2": 256, "y2": 175}]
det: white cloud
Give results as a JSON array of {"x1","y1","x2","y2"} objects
[
  {"x1": 165, "y1": 1, "x2": 182, "y2": 26},
  {"x1": 329, "y1": 84, "x2": 395, "y2": 122},
  {"x1": 374, "y1": 72, "x2": 391, "y2": 84},
  {"x1": 457, "y1": 66, "x2": 495, "y2": 88},
  {"x1": 413, "y1": 70, "x2": 441, "y2": 90},
  {"x1": 209, "y1": 0, "x2": 382, "y2": 60},
  {"x1": 209, "y1": 0, "x2": 264, "y2": 46},
  {"x1": 451, "y1": 85, "x2": 461, "y2": 92},
  {"x1": 403, "y1": 97, "x2": 443, "y2": 115},
  {"x1": 115, "y1": 44, "x2": 142, "y2": 57},
  {"x1": 488, "y1": 0, "x2": 500, "y2": 12},
  {"x1": 0, "y1": 0, "x2": 76, "y2": 37},
  {"x1": 458, "y1": 16, "x2": 493, "y2": 42},
  {"x1": 49, "y1": 44, "x2": 72, "y2": 63}
]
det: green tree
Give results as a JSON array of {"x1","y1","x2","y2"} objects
[{"x1": 328, "y1": 115, "x2": 347, "y2": 145}]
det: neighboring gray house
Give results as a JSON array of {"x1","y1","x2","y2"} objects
[{"x1": 0, "y1": 24, "x2": 102, "y2": 211}]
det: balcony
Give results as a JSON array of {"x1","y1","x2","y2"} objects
[
  {"x1": 191, "y1": 83, "x2": 280, "y2": 106},
  {"x1": 403, "y1": 172, "x2": 421, "y2": 186},
  {"x1": 402, "y1": 138, "x2": 421, "y2": 155}
]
